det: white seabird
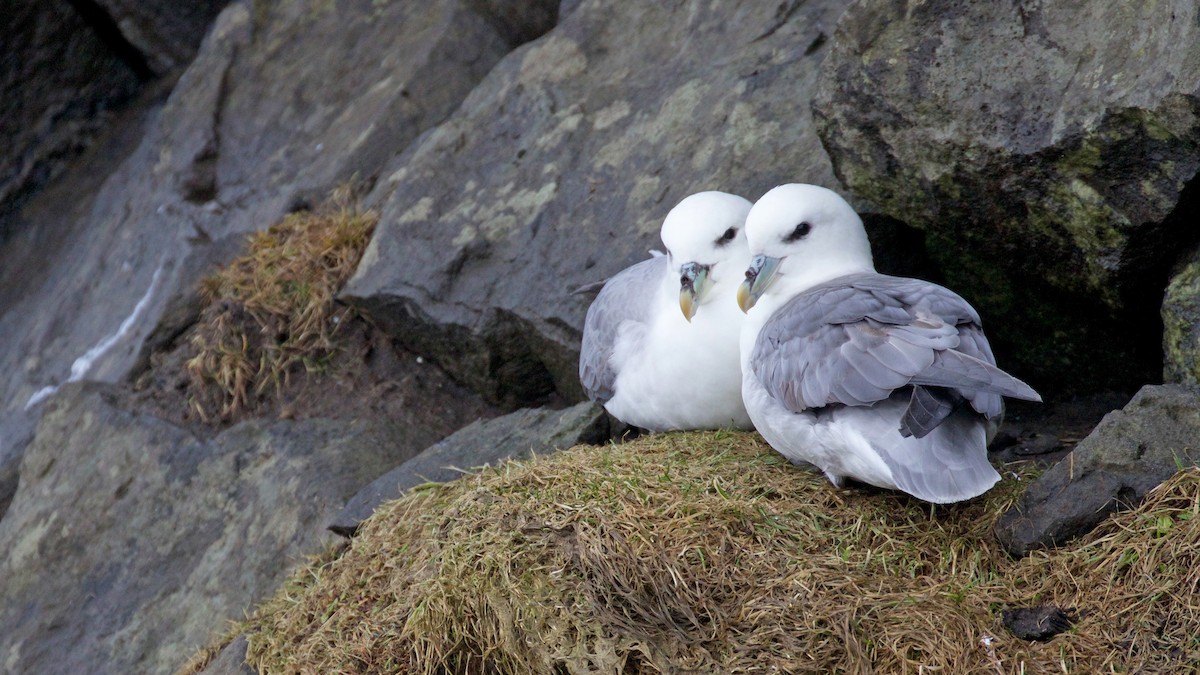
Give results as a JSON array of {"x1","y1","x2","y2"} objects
[
  {"x1": 579, "y1": 191, "x2": 755, "y2": 431},
  {"x1": 737, "y1": 184, "x2": 1041, "y2": 503}
]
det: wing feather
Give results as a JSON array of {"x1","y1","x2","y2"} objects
[
  {"x1": 579, "y1": 257, "x2": 666, "y2": 402},
  {"x1": 900, "y1": 385, "x2": 960, "y2": 438},
  {"x1": 751, "y1": 272, "x2": 1039, "y2": 431}
]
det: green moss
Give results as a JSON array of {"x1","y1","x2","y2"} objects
[
  {"x1": 931, "y1": 165, "x2": 966, "y2": 205},
  {"x1": 1055, "y1": 136, "x2": 1103, "y2": 177},
  {"x1": 1141, "y1": 110, "x2": 1177, "y2": 143},
  {"x1": 1037, "y1": 178, "x2": 1127, "y2": 306},
  {"x1": 923, "y1": 233, "x2": 1014, "y2": 316},
  {"x1": 928, "y1": 237, "x2": 1102, "y2": 385},
  {"x1": 829, "y1": 89, "x2": 1200, "y2": 394},
  {"x1": 1163, "y1": 253, "x2": 1200, "y2": 385}
]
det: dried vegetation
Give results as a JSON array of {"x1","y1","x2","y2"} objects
[
  {"x1": 213, "y1": 431, "x2": 1200, "y2": 673},
  {"x1": 184, "y1": 187, "x2": 377, "y2": 421}
]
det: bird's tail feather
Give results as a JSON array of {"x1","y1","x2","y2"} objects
[{"x1": 876, "y1": 407, "x2": 1000, "y2": 503}]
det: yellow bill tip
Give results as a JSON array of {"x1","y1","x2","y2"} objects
[
  {"x1": 737, "y1": 280, "x2": 754, "y2": 313},
  {"x1": 679, "y1": 290, "x2": 697, "y2": 322}
]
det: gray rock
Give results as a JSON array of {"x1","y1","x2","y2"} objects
[
  {"x1": 0, "y1": 0, "x2": 141, "y2": 238},
  {"x1": 558, "y1": 0, "x2": 586, "y2": 18},
  {"x1": 196, "y1": 635, "x2": 255, "y2": 675},
  {"x1": 0, "y1": 0, "x2": 517, "y2": 490},
  {"x1": 0, "y1": 382, "x2": 422, "y2": 674},
  {"x1": 330, "y1": 401, "x2": 609, "y2": 536},
  {"x1": 1001, "y1": 605, "x2": 1073, "y2": 642},
  {"x1": 466, "y1": 0, "x2": 560, "y2": 46},
  {"x1": 995, "y1": 385, "x2": 1200, "y2": 557},
  {"x1": 127, "y1": 232, "x2": 248, "y2": 379},
  {"x1": 90, "y1": 0, "x2": 228, "y2": 75},
  {"x1": 0, "y1": 444, "x2": 16, "y2": 522},
  {"x1": 813, "y1": 0, "x2": 1200, "y2": 394},
  {"x1": 0, "y1": 79, "x2": 166, "y2": 521},
  {"x1": 1164, "y1": 245, "x2": 1200, "y2": 385},
  {"x1": 342, "y1": 0, "x2": 854, "y2": 405}
]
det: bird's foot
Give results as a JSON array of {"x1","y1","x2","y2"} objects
[{"x1": 824, "y1": 471, "x2": 846, "y2": 488}]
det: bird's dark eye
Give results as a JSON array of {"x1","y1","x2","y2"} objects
[
  {"x1": 714, "y1": 227, "x2": 737, "y2": 247},
  {"x1": 785, "y1": 222, "x2": 812, "y2": 242}
]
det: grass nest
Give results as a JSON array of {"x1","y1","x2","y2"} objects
[
  {"x1": 185, "y1": 187, "x2": 377, "y2": 422},
  {"x1": 225, "y1": 432, "x2": 1200, "y2": 673}
]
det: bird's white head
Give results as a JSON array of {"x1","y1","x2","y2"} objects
[
  {"x1": 737, "y1": 184, "x2": 874, "y2": 313},
  {"x1": 659, "y1": 191, "x2": 753, "y2": 321}
]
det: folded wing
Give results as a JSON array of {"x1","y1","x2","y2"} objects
[
  {"x1": 751, "y1": 273, "x2": 1040, "y2": 436},
  {"x1": 579, "y1": 256, "x2": 667, "y2": 402}
]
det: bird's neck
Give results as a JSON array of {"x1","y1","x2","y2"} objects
[
  {"x1": 779, "y1": 255, "x2": 874, "y2": 297},
  {"x1": 711, "y1": 253, "x2": 753, "y2": 293}
]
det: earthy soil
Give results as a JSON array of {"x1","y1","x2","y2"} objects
[
  {"x1": 988, "y1": 390, "x2": 1136, "y2": 466},
  {"x1": 130, "y1": 312, "x2": 502, "y2": 443}
]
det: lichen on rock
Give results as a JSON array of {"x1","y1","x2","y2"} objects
[
  {"x1": 341, "y1": 0, "x2": 852, "y2": 405},
  {"x1": 1164, "y1": 247, "x2": 1200, "y2": 385},
  {"x1": 814, "y1": 0, "x2": 1200, "y2": 394}
]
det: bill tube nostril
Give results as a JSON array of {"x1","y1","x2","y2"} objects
[
  {"x1": 737, "y1": 254, "x2": 780, "y2": 312},
  {"x1": 678, "y1": 261, "x2": 710, "y2": 322}
]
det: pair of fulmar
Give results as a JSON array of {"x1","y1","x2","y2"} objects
[{"x1": 580, "y1": 184, "x2": 1040, "y2": 504}]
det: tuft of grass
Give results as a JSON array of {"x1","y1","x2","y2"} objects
[
  {"x1": 223, "y1": 432, "x2": 1200, "y2": 673},
  {"x1": 185, "y1": 186, "x2": 377, "y2": 422}
]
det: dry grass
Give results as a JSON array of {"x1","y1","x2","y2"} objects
[
  {"x1": 225, "y1": 431, "x2": 1200, "y2": 673},
  {"x1": 185, "y1": 187, "x2": 377, "y2": 421}
]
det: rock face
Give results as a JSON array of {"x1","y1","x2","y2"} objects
[
  {"x1": 197, "y1": 635, "x2": 254, "y2": 675},
  {"x1": 342, "y1": 0, "x2": 853, "y2": 404},
  {"x1": 330, "y1": 401, "x2": 609, "y2": 536},
  {"x1": 0, "y1": 93, "x2": 166, "y2": 520},
  {"x1": 465, "y1": 0, "x2": 560, "y2": 46},
  {"x1": 4, "y1": 0, "x2": 1200, "y2": 671},
  {"x1": 0, "y1": 0, "x2": 563, "y2": 668},
  {"x1": 90, "y1": 0, "x2": 229, "y2": 75},
  {"x1": 0, "y1": 383, "x2": 424, "y2": 674},
  {"x1": 1164, "y1": 246, "x2": 1200, "y2": 385},
  {"x1": 814, "y1": 0, "x2": 1200, "y2": 394},
  {"x1": 0, "y1": 0, "x2": 142, "y2": 237},
  {"x1": 995, "y1": 385, "x2": 1200, "y2": 557},
  {"x1": 0, "y1": 0, "x2": 531, "y2": 492}
]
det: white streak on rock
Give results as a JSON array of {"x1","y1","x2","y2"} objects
[
  {"x1": 23, "y1": 386, "x2": 60, "y2": 410},
  {"x1": 24, "y1": 262, "x2": 167, "y2": 410}
]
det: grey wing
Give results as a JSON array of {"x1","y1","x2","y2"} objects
[
  {"x1": 752, "y1": 274, "x2": 946, "y2": 411},
  {"x1": 578, "y1": 256, "x2": 667, "y2": 402},
  {"x1": 849, "y1": 276, "x2": 1038, "y2": 414},
  {"x1": 752, "y1": 273, "x2": 1039, "y2": 422}
]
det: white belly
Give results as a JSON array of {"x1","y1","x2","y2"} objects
[{"x1": 605, "y1": 301, "x2": 751, "y2": 431}]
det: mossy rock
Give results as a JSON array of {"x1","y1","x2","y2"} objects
[
  {"x1": 1164, "y1": 248, "x2": 1200, "y2": 384},
  {"x1": 814, "y1": 0, "x2": 1200, "y2": 394}
]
